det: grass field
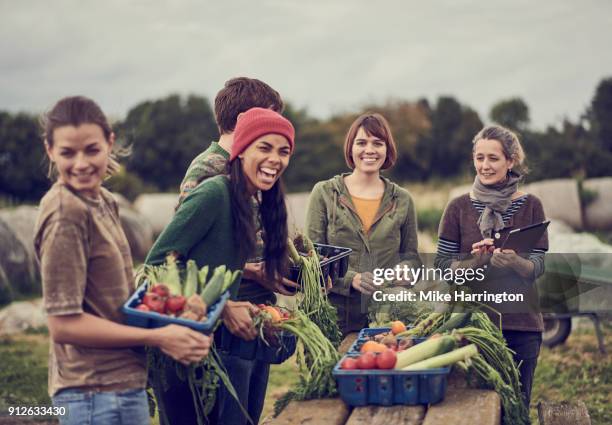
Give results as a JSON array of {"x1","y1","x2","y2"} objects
[
  {"x1": 1, "y1": 325, "x2": 609, "y2": 424},
  {"x1": 530, "y1": 325, "x2": 612, "y2": 424}
]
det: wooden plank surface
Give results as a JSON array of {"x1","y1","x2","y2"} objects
[
  {"x1": 422, "y1": 388, "x2": 501, "y2": 425},
  {"x1": 267, "y1": 398, "x2": 350, "y2": 425},
  {"x1": 537, "y1": 401, "x2": 591, "y2": 425},
  {"x1": 268, "y1": 334, "x2": 501, "y2": 425},
  {"x1": 346, "y1": 405, "x2": 425, "y2": 425}
]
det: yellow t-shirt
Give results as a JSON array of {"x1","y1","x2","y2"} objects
[{"x1": 351, "y1": 195, "x2": 382, "y2": 233}]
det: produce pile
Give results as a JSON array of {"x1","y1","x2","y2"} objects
[
  {"x1": 271, "y1": 234, "x2": 345, "y2": 415},
  {"x1": 252, "y1": 304, "x2": 294, "y2": 348},
  {"x1": 134, "y1": 254, "x2": 239, "y2": 323},
  {"x1": 339, "y1": 322, "x2": 478, "y2": 372},
  {"x1": 273, "y1": 310, "x2": 341, "y2": 415},
  {"x1": 400, "y1": 306, "x2": 530, "y2": 425},
  {"x1": 136, "y1": 256, "x2": 248, "y2": 425}
]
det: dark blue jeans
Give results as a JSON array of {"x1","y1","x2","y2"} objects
[
  {"x1": 214, "y1": 353, "x2": 270, "y2": 425},
  {"x1": 503, "y1": 330, "x2": 542, "y2": 407},
  {"x1": 151, "y1": 360, "x2": 208, "y2": 425},
  {"x1": 52, "y1": 388, "x2": 149, "y2": 425}
]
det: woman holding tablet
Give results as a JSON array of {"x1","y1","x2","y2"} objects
[{"x1": 434, "y1": 125, "x2": 548, "y2": 408}]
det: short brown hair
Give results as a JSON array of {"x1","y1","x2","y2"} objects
[
  {"x1": 214, "y1": 77, "x2": 284, "y2": 134},
  {"x1": 41, "y1": 96, "x2": 122, "y2": 178},
  {"x1": 344, "y1": 113, "x2": 398, "y2": 170}
]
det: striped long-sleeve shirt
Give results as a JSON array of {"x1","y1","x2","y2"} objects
[{"x1": 436, "y1": 195, "x2": 547, "y2": 278}]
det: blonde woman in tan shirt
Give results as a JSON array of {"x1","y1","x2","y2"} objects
[{"x1": 35, "y1": 96, "x2": 210, "y2": 425}]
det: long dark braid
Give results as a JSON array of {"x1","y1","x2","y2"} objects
[
  {"x1": 229, "y1": 159, "x2": 257, "y2": 260},
  {"x1": 260, "y1": 180, "x2": 289, "y2": 281}
]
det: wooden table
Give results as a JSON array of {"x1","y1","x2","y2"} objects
[{"x1": 266, "y1": 333, "x2": 502, "y2": 425}]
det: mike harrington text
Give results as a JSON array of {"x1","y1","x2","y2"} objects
[{"x1": 372, "y1": 289, "x2": 524, "y2": 304}]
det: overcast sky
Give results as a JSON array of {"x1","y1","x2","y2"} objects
[{"x1": 1, "y1": 0, "x2": 611, "y2": 129}]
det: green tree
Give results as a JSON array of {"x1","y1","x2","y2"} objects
[
  {"x1": 590, "y1": 77, "x2": 612, "y2": 151},
  {"x1": 118, "y1": 94, "x2": 217, "y2": 191},
  {"x1": 281, "y1": 104, "x2": 345, "y2": 191},
  {"x1": 489, "y1": 97, "x2": 530, "y2": 132},
  {"x1": 524, "y1": 119, "x2": 612, "y2": 183},
  {"x1": 417, "y1": 96, "x2": 483, "y2": 179},
  {"x1": 0, "y1": 112, "x2": 50, "y2": 201},
  {"x1": 368, "y1": 100, "x2": 432, "y2": 182}
]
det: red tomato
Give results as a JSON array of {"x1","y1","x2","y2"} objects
[
  {"x1": 166, "y1": 295, "x2": 186, "y2": 314},
  {"x1": 376, "y1": 349, "x2": 397, "y2": 369},
  {"x1": 151, "y1": 284, "x2": 170, "y2": 298},
  {"x1": 356, "y1": 352, "x2": 377, "y2": 369},
  {"x1": 142, "y1": 292, "x2": 165, "y2": 313},
  {"x1": 135, "y1": 304, "x2": 150, "y2": 311},
  {"x1": 340, "y1": 358, "x2": 358, "y2": 370}
]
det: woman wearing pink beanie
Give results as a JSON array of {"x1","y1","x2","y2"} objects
[{"x1": 146, "y1": 107, "x2": 295, "y2": 425}]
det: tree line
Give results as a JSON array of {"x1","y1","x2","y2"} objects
[{"x1": 1, "y1": 78, "x2": 612, "y2": 202}]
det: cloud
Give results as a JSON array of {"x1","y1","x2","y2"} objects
[{"x1": 0, "y1": 0, "x2": 611, "y2": 129}]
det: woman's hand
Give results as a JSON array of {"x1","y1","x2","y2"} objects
[
  {"x1": 490, "y1": 248, "x2": 519, "y2": 268},
  {"x1": 221, "y1": 300, "x2": 259, "y2": 341},
  {"x1": 490, "y1": 248, "x2": 534, "y2": 278},
  {"x1": 351, "y1": 272, "x2": 376, "y2": 295},
  {"x1": 470, "y1": 239, "x2": 495, "y2": 267},
  {"x1": 152, "y1": 324, "x2": 210, "y2": 366},
  {"x1": 243, "y1": 261, "x2": 300, "y2": 296}
]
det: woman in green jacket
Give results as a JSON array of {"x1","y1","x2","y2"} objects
[
  {"x1": 145, "y1": 107, "x2": 295, "y2": 425},
  {"x1": 306, "y1": 113, "x2": 421, "y2": 334}
]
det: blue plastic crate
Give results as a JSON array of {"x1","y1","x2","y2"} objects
[
  {"x1": 333, "y1": 354, "x2": 450, "y2": 406},
  {"x1": 122, "y1": 282, "x2": 229, "y2": 335},
  {"x1": 285, "y1": 243, "x2": 352, "y2": 293},
  {"x1": 216, "y1": 324, "x2": 297, "y2": 364}
]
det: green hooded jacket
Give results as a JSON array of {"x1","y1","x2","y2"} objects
[{"x1": 306, "y1": 173, "x2": 421, "y2": 333}]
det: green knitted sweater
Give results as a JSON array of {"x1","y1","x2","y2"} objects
[{"x1": 145, "y1": 175, "x2": 245, "y2": 299}]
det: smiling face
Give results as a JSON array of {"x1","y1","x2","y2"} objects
[
  {"x1": 239, "y1": 133, "x2": 291, "y2": 193},
  {"x1": 473, "y1": 138, "x2": 514, "y2": 185},
  {"x1": 45, "y1": 123, "x2": 114, "y2": 198},
  {"x1": 351, "y1": 127, "x2": 387, "y2": 174}
]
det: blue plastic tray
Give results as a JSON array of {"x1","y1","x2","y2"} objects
[
  {"x1": 122, "y1": 282, "x2": 229, "y2": 335},
  {"x1": 216, "y1": 324, "x2": 297, "y2": 364},
  {"x1": 333, "y1": 355, "x2": 450, "y2": 406},
  {"x1": 286, "y1": 243, "x2": 352, "y2": 293},
  {"x1": 336, "y1": 327, "x2": 450, "y2": 406}
]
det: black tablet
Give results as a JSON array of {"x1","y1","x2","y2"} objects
[{"x1": 494, "y1": 220, "x2": 550, "y2": 253}]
